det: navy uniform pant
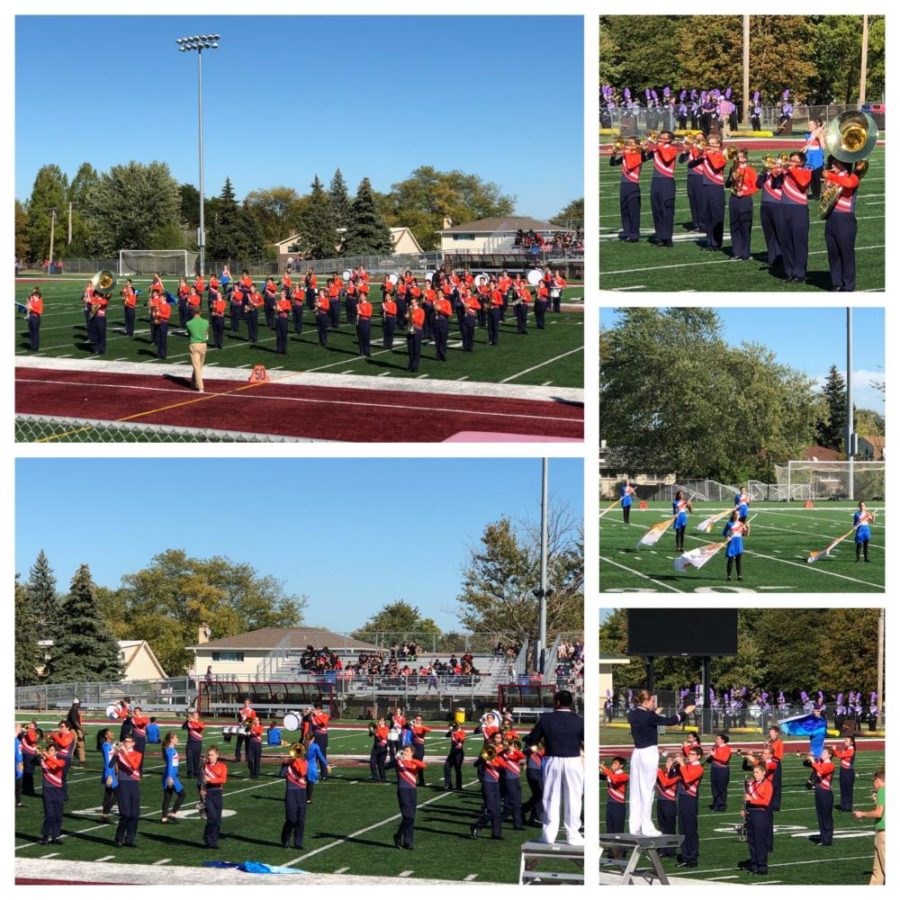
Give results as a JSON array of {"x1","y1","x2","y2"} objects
[
  {"x1": 728, "y1": 195, "x2": 754, "y2": 259},
  {"x1": 502, "y1": 776, "x2": 523, "y2": 827},
  {"x1": 825, "y1": 212, "x2": 857, "y2": 291},
  {"x1": 357, "y1": 318, "x2": 371, "y2": 356},
  {"x1": 204, "y1": 786, "x2": 223, "y2": 846},
  {"x1": 651, "y1": 177, "x2": 676, "y2": 242},
  {"x1": 771, "y1": 759, "x2": 782, "y2": 811},
  {"x1": 346, "y1": 297, "x2": 358, "y2": 325},
  {"x1": 444, "y1": 749, "x2": 463, "y2": 789},
  {"x1": 523, "y1": 770, "x2": 543, "y2": 824},
  {"x1": 656, "y1": 797, "x2": 677, "y2": 855},
  {"x1": 282, "y1": 788, "x2": 307, "y2": 848},
  {"x1": 211, "y1": 317, "x2": 224, "y2": 349},
  {"x1": 710, "y1": 765, "x2": 730, "y2": 811},
  {"x1": 230, "y1": 302, "x2": 242, "y2": 331},
  {"x1": 605, "y1": 799, "x2": 625, "y2": 833},
  {"x1": 515, "y1": 303, "x2": 528, "y2": 334},
  {"x1": 760, "y1": 201, "x2": 783, "y2": 267},
  {"x1": 133, "y1": 735, "x2": 146, "y2": 771},
  {"x1": 157, "y1": 323, "x2": 168, "y2": 359},
  {"x1": 275, "y1": 316, "x2": 289, "y2": 353},
  {"x1": 292, "y1": 304, "x2": 304, "y2": 334},
  {"x1": 780, "y1": 204, "x2": 809, "y2": 280},
  {"x1": 407, "y1": 328, "x2": 422, "y2": 371},
  {"x1": 475, "y1": 780, "x2": 502, "y2": 837},
  {"x1": 434, "y1": 317, "x2": 450, "y2": 360},
  {"x1": 329, "y1": 297, "x2": 341, "y2": 328},
  {"x1": 701, "y1": 184, "x2": 725, "y2": 250},
  {"x1": 424, "y1": 305, "x2": 435, "y2": 339},
  {"x1": 747, "y1": 807, "x2": 771, "y2": 872},
  {"x1": 396, "y1": 297, "x2": 407, "y2": 328},
  {"x1": 247, "y1": 741, "x2": 261, "y2": 777},
  {"x1": 488, "y1": 308, "x2": 501, "y2": 345},
  {"x1": 382, "y1": 316, "x2": 395, "y2": 349},
  {"x1": 370, "y1": 746, "x2": 387, "y2": 781},
  {"x1": 306, "y1": 288, "x2": 316, "y2": 310},
  {"x1": 93, "y1": 317, "x2": 107, "y2": 354},
  {"x1": 413, "y1": 745, "x2": 426, "y2": 786},
  {"x1": 246, "y1": 309, "x2": 259, "y2": 343},
  {"x1": 28, "y1": 313, "x2": 41, "y2": 350},
  {"x1": 461, "y1": 315, "x2": 475, "y2": 351},
  {"x1": 264, "y1": 297, "x2": 276, "y2": 328},
  {"x1": 41, "y1": 784, "x2": 64, "y2": 838},
  {"x1": 687, "y1": 174, "x2": 704, "y2": 229},
  {"x1": 619, "y1": 181, "x2": 641, "y2": 240},
  {"x1": 124, "y1": 306, "x2": 135, "y2": 336},
  {"x1": 815, "y1": 788, "x2": 834, "y2": 845},
  {"x1": 535, "y1": 299, "x2": 547, "y2": 329},
  {"x1": 186, "y1": 740, "x2": 202, "y2": 779},
  {"x1": 677, "y1": 794, "x2": 699, "y2": 863},
  {"x1": 115, "y1": 779, "x2": 140, "y2": 844},
  {"x1": 396, "y1": 787, "x2": 417, "y2": 848},
  {"x1": 316, "y1": 312, "x2": 329, "y2": 346},
  {"x1": 838, "y1": 767, "x2": 855, "y2": 811}
]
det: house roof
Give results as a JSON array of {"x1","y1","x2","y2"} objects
[
  {"x1": 273, "y1": 227, "x2": 423, "y2": 254},
  {"x1": 860, "y1": 435, "x2": 885, "y2": 455},
  {"x1": 117, "y1": 640, "x2": 167, "y2": 679},
  {"x1": 803, "y1": 445, "x2": 841, "y2": 462},
  {"x1": 439, "y1": 216, "x2": 560, "y2": 235},
  {"x1": 188, "y1": 626, "x2": 379, "y2": 652}
]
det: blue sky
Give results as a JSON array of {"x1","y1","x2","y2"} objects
[
  {"x1": 15, "y1": 458, "x2": 583, "y2": 633},
  {"x1": 15, "y1": 15, "x2": 584, "y2": 219},
  {"x1": 600, "y1": 307, "x2": 885, "y2": 413}
]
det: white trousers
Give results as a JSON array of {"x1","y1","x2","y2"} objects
[
  {"x1": 541, "y1": 756, "x2": 584, "y2": 844},
  {"x1": 628, "y1": 745, "x2": 660, "y2": 835}
]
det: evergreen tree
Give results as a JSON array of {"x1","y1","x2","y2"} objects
[
  {"x1": 343, "y1": 177, "x2": 393, "y2": 255},
  {"x1": 49, "y1": 565, "x2": 122, "y2": 683},
  {"x1": 328, "y1": 169, "x2": 352, "y2": 233},
  {"x1": 15, "y1": 575, "x2": 39, "y2": 686},
  {"x1": 207, "y1": 178, "x2": 262, "y2": 263},
  {"x1": 299, "y1": 175, "x2": 338, "y2": 260},
  {"x1": 26, "y1": 550, "x2": 60, "y2": 647},
  {"x1": 815, "y1": 364, "x2": 847, "y2": 450},
  {"x1": 26, "y1": 165, "x2": 69, "y2": 263}
]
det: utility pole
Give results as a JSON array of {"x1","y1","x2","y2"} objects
[
  {"x1": 48, "y1": 208, "x2": 57, "y2": 274},
  {"x1": 859, "y1": 15, "x2": 869, "y2": 106}
]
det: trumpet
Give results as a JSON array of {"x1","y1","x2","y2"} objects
[{"x1": 367, "y1": 721, "x2": 378, "y2": 737}]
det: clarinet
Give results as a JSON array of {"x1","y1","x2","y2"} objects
[{"x1": 197, "y1": 761, "x2": 208, "y2": 819}]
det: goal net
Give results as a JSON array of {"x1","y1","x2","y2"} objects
[
  {"x1": 119, "y1": 249, "x2": 198, "y2": 277},
  {"x1": 781, "y1": 460, "x2": 885, "y2": 501}
]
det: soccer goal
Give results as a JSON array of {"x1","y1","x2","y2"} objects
[
  {"x1": 118, "y1": 249, "x2": 198, "y2": 277},
  {"x1": 783, "y1": 460, "x2": 885, "y2": 501}
]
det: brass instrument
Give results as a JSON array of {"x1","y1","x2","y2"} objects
[
  {"x1": 504, "y1": 736, "x2": 523, "y2": 752},
  {"x1": 479, "y1": 744, "x2": 499, "y2": 763},
  {"x1": 289, "y1": 742, "x2": 307, "y2": 760},
  {"x1": 197, "y1": 759, "x2": 208, "y2": 820},
  {"x1": 819, "y1": 109, "x2": 877, "y2": 219},
  {"x1": 89, "y1": 270, "x2": 117, "y2": 298},
  {"x1": 613, "y1": 137, "x2": 625, "y2": 151},
  {"x1": 367, "y1": 721, "x2": 378, "y2": 737}
]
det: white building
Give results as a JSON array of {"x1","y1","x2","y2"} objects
[{"x1": 438, "y1": 216, "x2": 564, "y2": 254}]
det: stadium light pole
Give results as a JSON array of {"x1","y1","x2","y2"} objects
[
  {"x1": 859, "y1": 15, "x2": 869, "y2": 105},
  {"x1": 177, "y1": 33, "x2": 220, "y2": 277},
  {"x1": 847, "y1": 308, "x2": 855, "y2": 500}
]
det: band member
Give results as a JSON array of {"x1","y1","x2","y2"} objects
[
  {"x1": 831, "y1": 737, "x2": 856, "y2": 811},
  {"x1": 370, "y1": 718, "x2": 389, "y2": 783},
  {"x1": 356, "y1": 293, "x2": 373, "y2": 357},
  {"x1": 766, "y1": 726, "x2": 784, "y2": 811},
  {"x1": 38, "y1": 743, "x2": 66, "y2": 845},
  {"x1": 304, "y1": 268, "x2": 317, "y2": 310},
  {"x1": 444, "y1": 722, "x2": 466, "y2": 790},
  {"x1": 20, "y1": 722, "x2": 39, "y2": 797},
  {"x1": 514, "y1": 284, "x2": 530, "y2": 335},
  {"x1": 680, "y1": 136, "x2": 706, "y2": 233},
  {"x1": 488, "y1": 280, "x2": 504, "y2": 346},
  {"x1": 388, "y1": 708, "x2": 406, "y2": 761},
  {"x1": 152, "y1": 293, "x2": 171, "y2": 360},
  {"x1": 824, "y1": 158, "x2": 861, "y2": 292},
  {"x1": 724, "y1": 511, "x2": 750, "y2": 582},
  {"x1": 726, "y1": 149, "x2": 759, "y2": 261},
  {"x1": 247, "y1": 716, "x2": 264, "y2": 779},
  {"x1": 113, "y1": 735, "x2": 142, "y2": 848},
  {"x1": 682, "y1": 732, "x2": 702, "y2": 759},
  {"x1": 387, "y1": 745, "x2": 426, "y2": 850},
  {"x1": 279, "y1": 747, "x2": 309, "y2": 850},
  {"x1": 854, "y1": 502, "x2": 875, "y2": 562},
  {"x1": 50, "y1": 721, "x2": 75, "y2": 800},
  {"x1": 235, "y1": 699, "x2": 255, "y2": 762},
  {"x1": 275, "y1": 290, "x2": 292, "y2": 354},
  {"x1": 202, "y1": 746, "x2": 228, "y2": 849},
  {"x1": 131, "y1": 706, "x2": 149, "y2": 771},
  {"x1": 551, "y1": 270, "x2": 566, "y2": 314},
  {"x1": 410, "y1": 716, "x2": 432, "y2": 787},
  {"x1": 345, "y1": 279, "x2": 359, "y2": 326},
  {"x1": 676, "y1": 746, "x2": 704, "y2": 867},
  {"x1": 804, "y1": 118, "x2": 826, "y2": 200},
  {"x1": 743, "y1": 762, "x2": 774, "y2": 875},
  {"x1": 291, "y1": 284, "x2": 305, "y2": 335},
  {"x1": 244, "y1": 284, "x2": 263, "y2": 343},
  {"x1": 327, "y1": 276, "x2": 341, "y2": 328},
  {"x1": 645, "y1": 131, "x2": 679, "y2": 247},
  {"x1": 757, "y1": 158, "x2": 784, "y2": 274},
  {"x1": 655, "y1": 752, "x2": 680, "y2": 855},
  {"x1": 620, "y1": 479, "x2": 636, "y2": 525},
  {"x1": 381, "y1": 293, "x2": 397, "y2": 349},
  {"x1": 778, "y1": 151, "x2": 811, "y2": 283},
  {"x1": 433, "y1": 292, "x2": 452, "y2": 361},
  {"x1": 311, "y1": 703, "x2": 330, "y2": 763},
  {"x1": 522, "y1": 740, "x2": 545, "y2": 826},
  {"x1": 316, "y1": 289, "x2": 330, "y2": 346},
  {"x1": 462, "y1": 291, "x2": 480, "y2": 350},
  {"x1": 90, "y1": 290, "x2": 109, "y2": 355},
  {"x1": 161, "y1": 732, "x2": 186, "y2": 823},
  {"x1": 230, "y1": 282, "x2": 244, "y2": 332},
  {"x1": 176, "y1": 277, "x2": 190, "y2": 328},
  {"x1": 82, "y1": 279, "x2": 95, "y2": 337},
  {"x1": 470, "y1": 739, "x2": 503, "y2": 840},
  {"x1": 610, "y1": 137, "x2": 643, "y2": 243},
  {"x1": 672, "y1": 490, "x2": 693, "y2": 553},
  {"x1": 706, "y1": 733, "x2": 733, "y2": 811},
  {"x1": 600, "y1": 757, "x2": 629, "y2": 833},
  {"x1": 210, "y1": 288, "x2": 226, "y2": 349},
  {"x1": 26, "y1": 287, "x2": 43, "y2": 351},
  {"x1": 803, "y1": 747, "x2": 835, "y2": 846},
  {"x1": 181, "y1": 710, "x2": 205, "y2": 782},
  {"x1": 99, "y1": 729, "x2": 118, "y2": 823},
  {"x1": 500, "y1": 739, "x2": 526, "y2": 829},
  {"x1": 694, "y1": 136, "x2": 727, "y2": 251},
  {"x1": 406, "y1": 299, "x2": 424, "y2": 373}
]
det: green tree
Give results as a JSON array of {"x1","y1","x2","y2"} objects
[
  {"x1": 599, "y1": 17, "x2": 684, "y2": 93},
  {"x1": 109, "y1": 550, "x2": 306, "y2": 674},
  {"x1": 49, "y1": 565, "x2": 122, "y2": 683},
  {"x1": 551, "y1": 198, "x2": 583, "y2": 230},
  {"x1": 817, "y1": 608, "x2": 880, "y2": 693},
  {"x1": 15, "y1": 575, "x2": 39, "y2": 686},
  {"x1": 328, "y1": 169, "x2": 352, "y2": 233},
  {"x1": 180, "y1": 182, "x2": 201, "y2": 229},
  {"x1": 343, "y1": 177, "x2": 393, "y2": 255},
  {"x1": 25, "y1": 550, "x2": 60, "y2": 649},
  {"x1": 298, "y1": 175, "x2": 338, "y2": 260},
  {"x1": 244, "y1": 187, "x2": 304, "y2": 247},
  {"x1": 457, "y1": 509, "x2": 583, "y2": 647},
  {"x1": 810, "y1": 16, "x2": 885, "y2": 104},
  {"x1": 63, "y1": 163, "x2": 100, "y2": 256},
  {"x1": 352, "y1": 600, "x2": 442, "y2": 647},
  {"x1": 853, "y1": 408, "x2": 884, "y2": 437},
  {"x1": 385, "y1": 167, "x2": 515, "y2": 251},
  {"x1": 815, "y1": 364, "x2": 847, "y2": 450},
  {"x1": 81, "y1": 161, "x2": 182, "y2": 255},
  {"x1": 25, "y1": 164, "x2": 68, "y2": 262},
  {"x1": 15, "y1": 200, "x2": 30, "y2": 264},
  {"x1": 207, "y1": 178, "x2": 263, "y2": 262}
]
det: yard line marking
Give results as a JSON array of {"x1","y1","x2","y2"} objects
[
  {"x1": 378, "y1": 372, "x2": 390, "y2": 377},
  {"x1": 500, "y1": 346, "x2": 584, "y2": 384},
  {"x1": 40, "y1": 852, "x2": 61, "y2": 859},
  {"x1": 706, "y1": 875, "x2": 740, "y2": 881},
  {"x1": 600, "y1": 555, "x2": 685, "y2": 592},
  {"x1": 399, "y1": 871, "x2": 414, "y2": 877},
  {"x1": 416, "y1": 374, "x2": 429, "y2": 379},
  {"x1": 152, "y1": 858, "x2": 172, "y2": 865},
  {"x1": 95, "y1": 855, "x2": 116, "y2": 862},
  {"x1": 334, "y1": 867, "x2": 349, "y2": 874},
  {"x1": 285, "y1": 777, "x2": 481, "y2": 866},
  {"x1": 683, "y1": 855, "x2": 873, "y2": 876},
  {"x1": 542, "y1": 380, "x2": 553, "y2": 386},
  {"x1": 464, "y1": 874, "x2": 479, "y2": 881},
  {"x1": 350, "y1": 780, "x2": 359, "y2": 785},
  {"x1": 456, "y1": 375, "x2": 469, "y2": 381},
  {"x1": 610, "y1": 285, "x2": 647, "y2": 291}
]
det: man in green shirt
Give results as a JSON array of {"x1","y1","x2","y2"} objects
[
  {"x1": 186, "y1": 308, "x2": 210, "y2": 393},
  {"x1": 854, "y1": 767, "x2": 885, "y2": 884}
]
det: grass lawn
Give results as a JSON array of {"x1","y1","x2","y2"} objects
[
  {"x1": 599, "y1": 145, "x2": 884, "y2": 292},
  {"x1": 15, "y1": 719, "x2": 571, "y2": 883},
  {"x1": 600, "y1": 502, "x2": 885, "y2": 593},
  {"x1": 14, "y1": 280, "x2": 584, "y2": 389}
]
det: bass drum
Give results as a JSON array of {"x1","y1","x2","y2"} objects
[
  {"x1": 105, "y1": 704, "x2": 119, "y2": 720},
  {"x1": 342, "y1": 269, "x2": 352, "y2": 282},
  {"x1": 283, "y1": 711, "x2": 302, "y2": 732},
  {"x1": 424, "y1": 270, "x2": 436, "y2": 286},
  {"x1": 388, "y1": 272, "x2": 399, "y2": 286},
  {"x1": 526, "y1": 269, "x2": 542, "y2": 286}
]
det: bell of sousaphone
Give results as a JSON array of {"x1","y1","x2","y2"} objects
[
  {"x1": 289, "y1": 741, "x2": 307, "y2": 760},
  {"x1": 90, "y1": 270, "x2": 118, "y2": 297},
  {"x1": 823, "y1": 111, "x2": 878, "y2": 164}
]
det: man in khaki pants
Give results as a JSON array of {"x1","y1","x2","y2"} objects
[
  {"x1": 186, "y1": 307, "x2": 210, "y2": 393},
  {"x1": 854, "y1": 767, "x2": 885, "y2": 884}
]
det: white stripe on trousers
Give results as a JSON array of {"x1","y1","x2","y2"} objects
[
  {"x1": 629, "y1": 745, "x2": 660, "y2": 835},
  {"x1": 541, "y1": 756, "x2": 584, "y2": 844}
]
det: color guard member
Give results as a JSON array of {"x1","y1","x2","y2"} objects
[
  {"x1": 854, "y1": 502, "x2": 875, "y2": 562},
  {"x1": 161, "y1": 732, "x2": 186, "y2": 823},
  {"x1": 724, "y1": 512, "x2": 750, "y2": 582},
  {"x1": 672, "y1": 490, "x2": 693, "y2": 553},
  {"x1": 100, "y1": 729, "x2": 118, "y2": 823}
]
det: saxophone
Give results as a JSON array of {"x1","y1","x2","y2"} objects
[{"x1": 197, "y1": 760, "x2": 208, "y2": 819}]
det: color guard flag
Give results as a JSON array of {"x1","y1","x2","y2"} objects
[
  {"x1": 673, "y1": 541, "x2": 726, "y2": 571},
  {"x1": 778, "y1": 711, "x2": 827, "y2": 758},
  {"x1": 695, "y1": 508, "x2": 732, "y2": 533},
  {"x1": 636, "y1": 517, "x2": 675, "y2": 549},
  {"x1": 807, "y1": 525, "x2": 858, "y2": 563}
]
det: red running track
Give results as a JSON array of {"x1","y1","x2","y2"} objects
[{"x1": 16, "y1": 367, "x2": 583, "y2": 442}]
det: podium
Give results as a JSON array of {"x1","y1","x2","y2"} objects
[
  {"x1": 599, "y1": 833, "x2": 684, "y2": 884},
  {"x1": 519, "y1": 841, "x2": 584, "y2": 885}
]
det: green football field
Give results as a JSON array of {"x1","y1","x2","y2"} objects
[
  {"x1": 15, "y1": 718, "x2": 569, "y2": 883},
  {"x1": 600, "y1": 502, "x2": 885, "y2": 593},
  {"x1": 602, "y1": 745, "x2": 885, "y2": 885},
  {"x1": 14, "y1": 279, "x2": 583, "y2": 389},
  {"x1": 599, "y1": 145, "x2": 885, "y2": 292}
]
